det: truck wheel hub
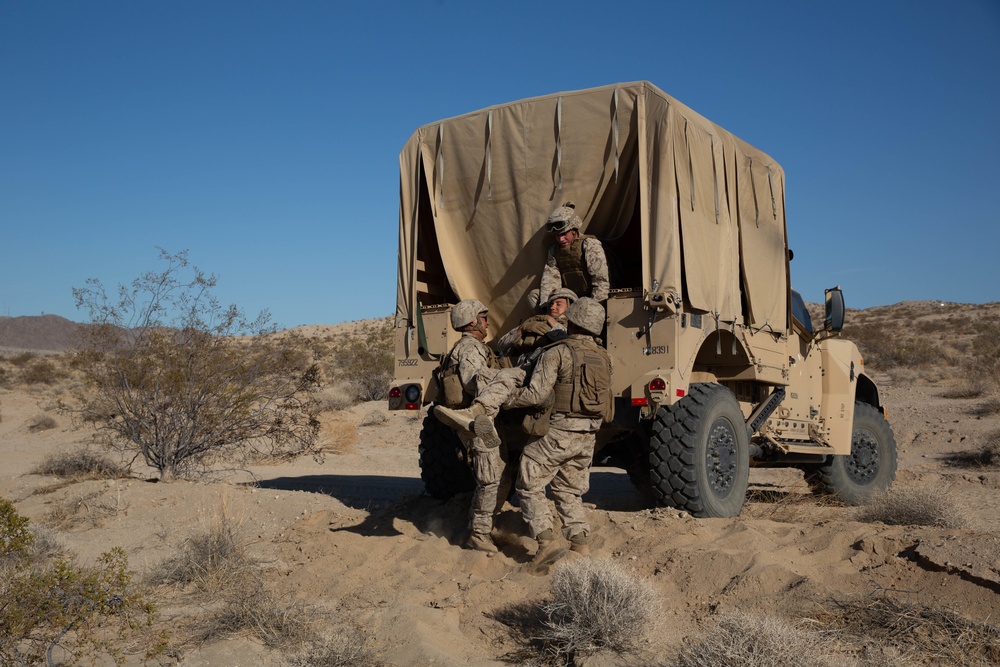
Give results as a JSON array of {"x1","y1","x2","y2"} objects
[{"x1": 706, "y1": 421, "x2": 738, "y2": 494}]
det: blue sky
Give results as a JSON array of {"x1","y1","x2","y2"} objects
[{"x1": 2, "y1": 1, "x2": 998, "y2": 328}]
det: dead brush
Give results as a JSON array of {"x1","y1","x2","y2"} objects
[
  {"x1": 822, "y1": 596, "x2": 1000, "y2": 666},
  {"x1": 538, "y1": 557, "x2": 661, "y2": 661},
  {"x1": 44, "y1": 485, "x2": 129, "y2": 528},
  {"x1": 33, "y1": 448, "x2": 129, "y2": 480},
  {"x1": 942, "y1": 433, "x2": 1000, "y2": 469},
  {"x1": 854, "y1": 487, "x2": 967, "y2": 528},
  {"x1": 666, "y1": 611, "x2": 848, "y2": 667},
  {"x1": 201, "y1": 580, "x2": 315, "y2": 648},
  {"x1": 149, "y1": 495, "x2": 256, "y2": 592},
  {"x1": 26, "y1": 413, "x2": 57, "y2": 432},
  {"x1": 286, "y1": 631, "x2": 387, "y2": 667}
]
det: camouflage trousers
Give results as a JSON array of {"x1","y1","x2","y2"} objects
[
  {"x1": 459, "y1": 430, "x2": 512, "y2": 535},
  {"x1": 515, "y1": 425, "x2": 596, "y2": 540},
  {"x1": 474, "y1": 367, "x2": 526, "y2": 417}
]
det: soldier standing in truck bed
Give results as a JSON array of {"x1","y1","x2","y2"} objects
[{"x1": 537, "y1": 201, "x2": 610, "y2": 306}]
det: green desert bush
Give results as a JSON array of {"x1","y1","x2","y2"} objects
[
  {"x1": 0, "y1": 497, "x2": 159, "y2": 666},
  {"x1": 855, "y1": 488, "x2": 967, "y2": 528},
  {"x1": 71, "y1": 249, "x2": 320, "y2": 481},
  {"x1": 20, "y1": 357, "x2": 64, "y2": 385},
  {"x1": 539, "y1": 557, "x2": 660, "y2": 661},
  {"x1": 333, "y1": 319, "x2": 394, "y2": 402}
]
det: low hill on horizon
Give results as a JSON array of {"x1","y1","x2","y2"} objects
[{"x1": 4, "y1": 300, "x2": 997, "y2": 354}]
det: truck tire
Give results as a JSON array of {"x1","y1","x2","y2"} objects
[
  {"x1": 805, "y1": 402, "x2": 897, "y2": 504},
  {"x1": 648, "y1": 383, "x2": 750, "y2": 518},
  {"x1": 418, "y1": 412, "x2": 475, "y2": 499}
]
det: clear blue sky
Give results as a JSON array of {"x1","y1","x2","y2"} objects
[{"x1": 2, "y1": 1, "x2": 998, "y2": 328}]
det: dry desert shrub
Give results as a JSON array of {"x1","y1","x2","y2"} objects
[
  {"x1": 942, "y1": 435, "x2": 1000, "y2": 469},
  {"x1": 26, "y1": 413, "x2": 57, "y2": 432},
  {"x1": 317, "y1": 415, "x2": 358, "y2": 454},
  {"x1": 287, "y1": 634, "x2": 387, "y2": 667},
  {"x1": 539, "y1": 557, "x2": 661, "y2": 661},
  {"x1": 150, "y1": 508, "x2": 256, "y2": 592},
  {"x1": 666, "y1": 611, "x2": 848, "y2": 667},
  {"x1": 200, "y1": 580, "x2": 314, "y2": 648},
  {"x1": 855, "y1": 487, "x2": 967, "y2": 528},
  {"x1": 973, "y1": 397, "x2": 1000, "y2": 416},
  {"x1": 20, "y1": 357, "x2": 66, "y2": 385},
  {"x1": 33, "y1": 448, "x2": 130, "y2": 480},
  {"x1": 941, "y1": 378, "x2": 989, "y2": 399},
  {"x1": 45, "y1": 486, "x2": 129, "y2": 528},
  {"x1": 314, "y1": 385, "x2": 354, "y2": 413},
  {"x1": 824, "y1": 596, "x2": 1000, "y2": 666},
  {"x1": 358, "y1": 409, "x2": 389, "y2": 426}
]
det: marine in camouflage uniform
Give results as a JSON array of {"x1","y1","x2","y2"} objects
[
  {"x1": 537, "y1": 201, "x2": 610, "y2": 306},
  {"x1": 434, "y1": 299, "x2": 505, "y2": 552},
  {"x1": 504, "y1": 297, "x2": 612, "y2": 561},
  {"x1": 435, "y1": 289, "x2": 577, "y2": 447}
]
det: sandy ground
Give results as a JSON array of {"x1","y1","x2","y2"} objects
[{"x1": 3, "y1": 362, "x2": 1000, "y2": 665}]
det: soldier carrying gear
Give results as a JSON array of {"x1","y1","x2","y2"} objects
[
  {"x1": 503, "y1": 297, "x2": 613, "y2": 568},
  {"x1": 435, "y1": 287, "x2": 579, "y2": 451},
  {"x1": 538, "y1": 201, "x2": 610, "y2": 306}
]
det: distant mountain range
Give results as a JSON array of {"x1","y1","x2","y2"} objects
[{"x1": 0, "y1": 314, "x2": 87, "y2": 352}]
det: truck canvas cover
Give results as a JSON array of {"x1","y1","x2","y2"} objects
[{"x1": 396, "y1": 81, "x2": 788, "y2": 337}]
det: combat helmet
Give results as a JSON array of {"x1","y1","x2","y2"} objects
[
  {"x1": 566, "y1": 297, "x2": 605, "y2": 336},
  {"x1": 450, "y1": 298, "x2": 488, "y2": 330},
  {"x1": 547, "y1": 288, "x2": 578, "y2": 305},
  {"x1": 545, "y1": 201, "x2": 583, "y2": 234}
]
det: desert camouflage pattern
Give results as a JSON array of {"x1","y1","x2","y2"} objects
[
  {"x1": 538, "y1": 236, "x2": 610, "y2": 305},
  {"x1": 461, "y1": 429, "x2": 511, "y2": 535},
  {"x1": 495, "y1": 314, "x2": 567, "y2": 358},
  {"x1": 504, "y1": 334, "x2": 607, "y2": 539},
  {"x1": 475, "y1": 367, "x2": 526, "y2": 418},
  {"x1": 444, "y1": 333, "x2": 503, "y2": 533},
  {"x1": 445, "y1": 333, "x2": 498, "y2": 397},
  {"x1": 516, "y1": 426, "x2": 595, "y2": 539},
  {"x1": 505, "y1": 339, "x2": 606, "y2": 432},
  {"x1": 450, "y1": 298, "x2": 488, "y2": 330},
  {"x1": 566, "y1": 297, "x2": 606, "y2": 337}
]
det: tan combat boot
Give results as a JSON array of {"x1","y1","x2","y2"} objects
[
  {"x1": 569, "y1": 532, "x2": 590, "y2": 556},
  {"x1": 464, "y1": 531, "x2": 499, "y2": 553},
  {"x1": 433, "y1": 403, "x2": 485, "y2": 433},
  {"x1": 473, "y1": 413, "x2": 501, "y2": 449},
  {"x1": 531, "y1": 528, "x2": 566, "y2": 571}
]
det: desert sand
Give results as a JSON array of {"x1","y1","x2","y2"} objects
[{"x1": 2, "y1": 307, "x2": 1000, "y2": 666}]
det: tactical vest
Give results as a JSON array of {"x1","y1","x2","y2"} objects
[
  {"x1": 554, "y1": 235, "x2": 596, "y2": 298},
  {"x1": 552, "y1": 336, "x2": 614, "y2": 422},
  {"x1": 437, "y1": 337, "x2": 498, "y2": 409}
]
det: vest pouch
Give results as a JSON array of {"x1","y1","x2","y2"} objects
[
  {"x1": 521, "y1": 394, "x2": 554, "y2": 437},
  {"x1": 437, "y1": 366, "x2": 468, "y2": 409},
  {"x1": 579, "y1": 359, "x2": 614, "y2": 423}
]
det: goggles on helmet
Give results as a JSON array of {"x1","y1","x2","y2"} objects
[{"x1": 546, "y1": 219, "x2": 572, "y2": 233}]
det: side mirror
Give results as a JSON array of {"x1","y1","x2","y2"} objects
[{"x1": 824, "y1": 286, "x2": 845, "y2": 332}]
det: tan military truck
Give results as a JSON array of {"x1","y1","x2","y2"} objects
[{"x1": 388, "y1": 81, "x2": 896, "y2": 518}]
